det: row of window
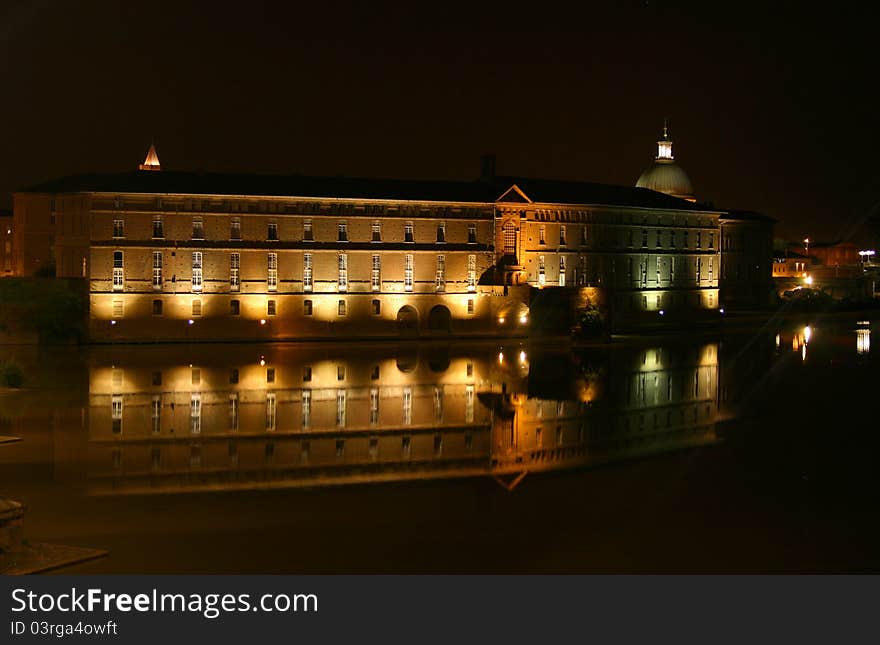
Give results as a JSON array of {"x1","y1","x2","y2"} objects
[
  {"x1": 112, "y1": 297, "x2": 478, "y2": 319},
  {"x1": 111, "y1": 385, "x2": 477, "y2": 434},
  {"x1": 532, "y1": 224, "x2": 714, "y2": 249},
  {"x1": 122, "y1": 360, "x2": 476, "y2": 389},
  {"x1": 114, "y1": 217, "x2": 479, "y2": 244},
  {"x1": 115, "y1": 251, "x2": 477, "y2": 294}
]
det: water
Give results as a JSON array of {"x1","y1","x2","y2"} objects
[{"x1": 0, "y1": 321, "x2": 876, "y2": 572}]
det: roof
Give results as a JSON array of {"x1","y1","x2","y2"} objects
[
  {"x1": 635, "y1": 159, "x2": 694, "y2": 200},
  {"x1": 20, "y1": 170, "x2": 710, "y2": 212},
  {"x1": 719, "y1": 209, "x2": 777, "y2": 223}
]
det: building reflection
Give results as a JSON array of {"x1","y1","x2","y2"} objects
[{"x1": 82, "y1": 340, "x2": 724, "y2": 495}]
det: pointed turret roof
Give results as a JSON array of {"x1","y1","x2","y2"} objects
[{"x1": 139, "y1": 143, "x2": 161, "y2": 171}]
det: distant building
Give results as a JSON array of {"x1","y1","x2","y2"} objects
[
  {"x1": 13, "y1": 144, "x2": 774, "y2": 340},
  {"x1": 0, "y1": 209, "x2": 12, "y2": 276}
]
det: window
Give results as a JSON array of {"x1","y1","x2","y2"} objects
[
  {"x1": 267, "y1": 252, "x2": 277, "y2": 291},
  {"x1": 303, "y1": 253, "x2": 313, "y2": 292},
  {"x1": 230, "y1": 299, "x2": 240, "y2": 316},
  {"x1": 683, "y1": 231, "x2": 689, "y2": 248},
  {"x1": 303, "y1": 366, "x2": 312, "y2": 381},
  {"x1": 191, "y1": 368, "x2": 201, "y2": 385},
  {"x1": 113, "y1": 218, "x2": 124, "y2": 239},
  {"x1": 152, "y1": 371, "x2": 162, "y2": 386},
  {"x1": 191, "y1": 252, "x2": 203, "y2": 291},
  {"x1": 303, "y1": 299, "x2": 313, "y2": 315},
  {"x1": 111, "y1": 395, "x2": 123, "y2": 434},
  {"x1": 402, "y1": 435, "x2": 411, "y2": 458},
  {"x1": 230, "y1": 368, "x2": 239, "y2": 384},
  {"x1": 467, "y1": 254, "x2": 476, "y2": 292},
  {"x1": 642, "y1": 229, "x2": 648, "y2": 247},
  {"x1": 229, "y1": 394, "x2": 239, "y2": 431},
  {"x1": 230, "y1": 253, "x2": 240, "y2": 291},
  {"x1": 268, "y1": 222, "x2": 278, "y2": 241},
  {"x1": 336, "y1": 390, "x2": 346, "y2": 427},
  {"x1": 433, "y1": 386, "x2": 443, "y2": 423},
  {"x1": 303, "y1": 220, "x2": 313, "y2": 241},
  {"x1": 337, "y1": 253, "x2": 348, "y2": 291},
  {"x1": 466, "y1": 385, "x2": 475, "y2": 423},
  {"x1": 112, "y1": 250, "x2": 124, "y2": 291},
  {"x1": 402, "y1": 387, "x2": 412, "y2": 425},
  {"x1": 656, "y1": 256, "x2": 662, "y2": 283},
  {"x1": 371, "y1": 299, "x2": 381, "y2": 315},
  {"x1": 435, "y1": 255, "x2": 445, "y2": 292},
  {"x1": 404, "y1": 254, "x2": 413, "y2": 292},
  {"x1": 267, "y1": 367, "x2": 275, "y2": 383},
  {"x1": 404, "y1": 222, "x2": 414, "y2": 243},
  {"x1": 337, "y1": 364, "x2": 345, "y2": 380},
  {"x1": 670, "y1": 257, "x2": 676, "y2": 283},
  {"x1": 371, "y1": 365, "x2": 380, "y2": 380},
  {"x1": 467, "y1": 299, "x2": 474, "y2": 315},
  {"x1": 192, "y1": 217, "x2": 204, "y2": 240},
  {"x1": 338, "y1": 299, "x2": 347, "y2": 316},
  {"x1": 559, "y1": 225, "x2": 567, "y2": 246},
  {"x1": 267, "y1": 299, "x2": 276, "y2": 316},
  {"x1": 503, "y1": 222, "x2": 516, "y2": 254},
  {"x1": 152, "y1": 299, "x2": 163, "y2": 316},
  {"x1": 539, "y1": 225, "x2": 546, "y2": 244},
  {"x1": 266, "y1": 393, "x2": 276, "y2": 431},
  {"x1": 468, "y1": 223, "x2": 477, "y2": 244},
  {"x1": 371, "y1": 254, "x2": 381, "y2": 291},
  {"x1": 371, "y1": 221, "x2": 381, "y2": 242},
  {"x1": 559, "y1": 256, "x2": 566, "y2": 287},
  {"x1": 230, "y1": 218, "x2": 241, "y2": 240},
  {"x1": 302, "y1": 390, "x2": 312, "y2": 429},
  {"x1": 695, "y1": 257, "x2": 702, "y2": 283},
  {"x1": 370, "y1": 388, "x2": 379, "y2": 426},
  {"x1": 191, "y1": 299, "x2": 202, "y2": 317},
  {"x1": 696, "y1": 231, "x2": 702, "y2": 249},
  {"x1": 337, "y1": 221, "x2": 347, "y2": 242},
  {"x1": 437, "y1": 222, "x2": 446, "y2": 243},
  {"x1": 190, "y1": 394, "x2": 201, "y2": 434},
  {"x1": 581, "y1": 227, "x2": 588, "y2": 246},
  {"x1": 538, "y1": 255, "x2": 546, "y2": 286},
  {"x1": 152, "y1": 215, "x2": 164, "y2": 239},
  {"x1": 151, "y1": 396, "x2": 161, "y2": 434},
  {"x1": 152, "y1": 251, "x2": 163, "y2": 289},
  {"x1": 112, "y1": 299, "x2": 124, "y2": 318}
]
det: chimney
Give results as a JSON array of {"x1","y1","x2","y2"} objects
[{"x1": 480, "y1": 154, "x2": 496, "y2": 182}]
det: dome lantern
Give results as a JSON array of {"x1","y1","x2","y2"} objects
[{"x1": 636, "y1": 120, "x2": 695, "y2": 202}]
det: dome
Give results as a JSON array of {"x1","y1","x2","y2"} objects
[
  {"x1": 636, "y1": 159, "x2": 694, "y2": 201},
  {"x1": 634, "y1": 121, "x2": 695, "y2": 202}
]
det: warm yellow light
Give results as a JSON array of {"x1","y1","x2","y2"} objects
[
  {"x1": 259, "y1": 356, "x2": 266, "y2": 367},
  {"x1": 804, "y1": 275, "x2": 813, "y2": 286},
  {"x1": 803, "y1": 325, "x2": 812, "y2": 344},
  {"x1": 498, "y1": 316, "x2": 505, "y2": 324},
  {"x1": 187, "y1": 319, "x2": 194, "y2": 325},
  {"x1": 518, "y1": 314, "x2": 528, "y2": 324},
  {"x1": 498, "y1": 351, "x2": 504, "y2": 364},
  {"x1": 110, "y1": 320, "x2": 116, "y2": 325},
  {"x1": 519, "y1": 350, "x2": 526, "y2": 364},
  {"x1": 260, "y1": 319, "x2": 267, "y2": 325}
]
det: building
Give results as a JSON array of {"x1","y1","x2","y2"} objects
[
  {"x1": 0, "y1": 209, "x2": 12, "y2": 276},
  {"x1": 12, "y1": 143, "x2": 773, "y2": 341},
  {"x1": 719, "y1": 210, "x2": 775, "y2": 308}
]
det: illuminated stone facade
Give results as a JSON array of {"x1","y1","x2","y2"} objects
[{"x1": 13, "y1": 159, "x2": 774, "y2": 338}]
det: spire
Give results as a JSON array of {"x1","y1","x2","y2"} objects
[
  {"x1": 656, "y1": 120, "x2": 673, "y2": 161},
  {"x1": 139, "y1": 142, "x2": 161, "y2": 171}
]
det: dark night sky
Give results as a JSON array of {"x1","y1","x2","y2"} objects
[{"x1": 1, "y1": 1, "x2": 878, "y2": 242}]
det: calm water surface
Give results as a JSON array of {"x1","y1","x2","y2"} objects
[{"x1": 0, "y1": 321, "x2": 876, "y2": 572}]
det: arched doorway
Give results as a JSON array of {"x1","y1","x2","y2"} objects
[
  {"x1": 396, "y1": 305, "x2": 419, "y2": 337},
  {"x1": 427, "y1": 305, "x2": 452, "y2": 334}
]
